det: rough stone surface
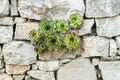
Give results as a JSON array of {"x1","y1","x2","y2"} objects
[
  {"x1": 2, "y1": 41, "x2": 37, "y2": 65},
  {"x1": 10, "y1": 0, "x2": 18, "y2": 16},
  {"x1": 32, "y1": 64, "x2": 38, "y2": 70},
  {"x1": 13, "y1": 75, "x2": 25, "y2": 80},
  {"x1": 0, "y1": 68, "x2": 5, "y2": 74},
  {"x1": 15, "y1": 22, "x2": 39, "y2": 40},
  {"x1": 92, "y1": 58, "x2": 100, "y2": 66},
  {"x1": 0, "y1": 46, "x2": 2, "y2": 59},
  {"x1": 18, "y1": 0, "x2": 85, "y2": 20},
  {"x1": 110, "y1": 39, "x2": 117, "y2": 57},
  {"x1": 14, "y1": 17, "x2": 26, "y2": 24},
  {"x1": 99, "y1": 61, "x2": 120, "y2": 80},
  {"x1": 86, "y1": 0, "x2": 120, "y2": 18},
  {"x1": 6, "y1": 64, "x2": 30, "y2": 74},
  {"x1": 0, "y1": 17, "x2": 14, "y2": 25},
  {"x1": 58, "y1": 58, "x2": 97, "y2": 80},
  {"x1": 96, "y1": 16, "x2": 120, "y2": 37},
  {"x1": 81, "y1": 36, "x2": 109, "y2": 57},
  {"x1": 60, "y1": 59, "x2": 71, "y2": 66},
  {"x1": 0, "y1": 26, "x2": 13, "y2": 43},
  {"x1": 115, "y1": 36, "x2": 120, "y2": 48},
  {"x1": 0, "y1": 74, "x2": 13, "y2": 80},
  {"x1": 0, "y1": 60, "x2": 4, "y2": 69},
  {"x1": 27, "y1": 70, "x2": 55, "y2": 80},
  {"x1": 0, "y1": 0, "x2": 9, "y2": 16},
  {"x1": 36, "y1": 61, "x2": 59, "y2": 71},
  {"x1": 25, "y1": 75, "x2": 37, "y2": 80},
  {"x1": 79, "y1": 19, "x2": 94, "y2": 36}
]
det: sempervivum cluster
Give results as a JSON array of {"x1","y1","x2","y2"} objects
[{"x1": 29, "y1": 13, "x2": 82, "y2": 54}]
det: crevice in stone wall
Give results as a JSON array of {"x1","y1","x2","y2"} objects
[
  {"x1": 108, "y1": 40, "x2": 111, "y2": 57},
  {"x1": 91, "y1": 19, "x2": 97, "y2": 36},
  {"x1": 54, "y1": 70, "x2": 58, "y2": 80},
  {"x1": 95, "y1": 65, "x2": 103, "y2": 80},
  {"x1": 12, "y1": 24, "x2": 16, "y2": 39}
]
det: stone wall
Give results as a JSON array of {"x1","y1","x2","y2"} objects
[{"x1": 0, "y1": 0, "x2": 120, "y2": 80}]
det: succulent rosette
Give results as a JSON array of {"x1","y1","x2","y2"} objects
[
  {"x1": 37, "y1": 43, "x2": 46, "y2": 54},
  {"x1": 29, "y1": 29, "x2": 40, "y2": 43},
  {"x1": 64, "y1": 33, "x2": 80, "y2": 50},
  {"x1": 39, "y1": 20, "x2": 56, "y2": 36},
  {"x1": 56, "y1": 20, "x2": 69, "y2": 33},
  {"x1": 46, "y1": 34, "x2": 63, "y2": 51},
  {"x1": 70, "y1": 13, "x2": 82, "y2": 28}
]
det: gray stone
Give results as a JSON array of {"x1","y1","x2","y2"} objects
[
  {"x1": 0, "y1": 60, "x2": 4, "y2": 69},
  {"x1": 2, "y1": 41, "x2": 37, "y2": 65},
  {"x1": 60, "y1": 59, "x2": 71, "y2": 66},
  {"x1": 79, "y1": 19, "x2": 94, "y2": 36},
  {"x1": 14, "y1": 17, "x2": 26, "y2": 24},
  {"x1": 92, "y1": 58, "x2": 100, "y2": 66},
  {"x1": 13, "y1": 75, "x2": 24, "y2": 80},
  {"x1": 110, "y1": 39, "x2": 117, "y2": 57},
  {"x1": 86, "y1": 0, "x2": 120, "y2": 18},
  {"x1": 101, "y1": 57, "x2": 120, "y2": 61},
  {"x1": 99, "y1": 61, "x2": 120, "y2": 80},
  {"x1": 0, "y1": 0, "x2": 9, "y2": 16},
  {"x1": 0, "y1": 74, "x2": 13, "y2": 80},
  {"x1": 25, "y1": 75, "x2": 37, "y2": 80},
  {"x1": 0, "y1": 68, "x2": 5, "y2": 74},
  {"x1": 0, "y1": 46, "x2": 2, "y2": 59},
  {"x1": 15, "y1": 22, "x2": 39, "y2": 40},
  {"x1": 115, "y1": 36, "x2": 120, "y2": 48},
  {"x1": 27, "y1": 70, "x2": 55, "y2": 80},
  {"x1": 0, "y1": 26, "x2": 13, "y2": 43},
  {"x1": 32, "y1": 64, "x2": 38, "y2": 70},
  {"x1": 36, "y1": 61, "x2": 59, "y2": 71},
  {"x1": 0, "y1": 17, "x2": 14, "y2": 25},
  {"x1": 81, "y1": 36, "x2": 109, "y2": 57},
  {"x1": 18, "y1": 0, "x2": 85, "y2": 20},
  {"x1": 58, "y1": 58, "x2": 97, "y2": 80},
  {"x1": 96, "y1": 16, "x2": 120, "y2": 37},
  {"x1": 10, "y1": 0, "x2": 18, "y2": 16},
  {"x1": 6, "y1": 64, "x2": 30, "y2": 74}
]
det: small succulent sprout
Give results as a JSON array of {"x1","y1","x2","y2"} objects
[
  {"x1": 56, "y1": 20, "x2": 69, "y2": 33},
  {"x1": 46, "y1": 34, "x2": 63, "y2": 51},
  {"x1": 39, "y1": 20, "x2": 56, "y2": 36},
  {"x1": 70, "y1": 13, "x2": 82, "y2": 28},
  {"x1": 64, "y1": 33, "x2": 80, "y2": 50},
  {"x1": 29, "y1": 29, "x2": 40, "y2": 43},
  {"x1": 37, "y1": 43, "x2": 46, "y2": 54}
]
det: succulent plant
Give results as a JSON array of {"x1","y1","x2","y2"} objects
[
  {"x1": 37, "y1": 43, "x2": 46, "y2": 54},
  {"x1": 29, "y1": 29, "x2": 40, "y2": 43},
  {"x1": 64, "y1": 33, "x2": 80, "y2": 50},
  {"x1": 39, "y1": 20, "x2": 56, "y2": 36},
  {"x1": 70, "y1": 13, "x2": 82, "y2": 28},
  {"x1": 56, "y1": 20, "x2": 69, "y2": 33},
  {"x1": 46, "y1": 34, "x2": 63, "y2": 51}
]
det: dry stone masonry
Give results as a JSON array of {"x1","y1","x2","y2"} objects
[{"x1": 0, "y1": 0, "x2": 120, "y2": 80}]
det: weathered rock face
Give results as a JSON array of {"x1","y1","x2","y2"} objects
[
  {"x1": 14, "y1": 17, "x2": 26, "y2": 24},
  {"x1": 18, "y1": 0, "x2": 85, "y2": 20},
  {"x1": 27, "y1": 70, "x2": 55, "y2": 80},
  {"x1": 0, "y1": 17, "x2": 14, "y2": 25},
  {"x1": 78, "y1": 19, "x2": 94, "y2": 36},
  {"x1": 86, "y1": 0, "x2": 120, "y2": 18},
  {"x1": 81, "y1": 36, "x2": 109, "y2": 57},
  {"x1": 96, "y1": 16, "x2": 120, "y2": 37},
  {"x1": 0, "y1": 74, "x2": 13, "y2": 80},
  {"x1": 13, "y1": 75, "x2": 24, "y2": 80},
  {"x1": 0, "y1": 46, "x2": 2, "y2": 59},
  {"x1": 0, "y1": 60, "x2": 4, "y2": 69},
  {"x1": 2, "y1": 41, "x2": 37, "y2": 65},
  {"x1": 36, "y1": 61, "x2": 59, "y2": 71},
  {"x1": 10, "y1": 0, "x2": 18, "y2": 16},
  {"x1": 0, "y1": 0, "x2": 9, "y2": 16},
  {"x1": 110, "y1": 39, "x2": 117, "y2": 57},
  {"x1": 0, "y1": 26, "x2": 13, "y2": 43},
  {"x1": 15, "y1": 22, "x2": 39, "y2": 40},
  {"x1": 57, "y1": 58, "x2": 97, "y2": 80},
  {"x1": 99, "y1": 61, "x2": 120, "y2": 80},
  {"x1": 6, "y1": 65, "x2": 30, "y2": 74}
]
